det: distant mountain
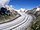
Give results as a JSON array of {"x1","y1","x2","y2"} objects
[
  {"x1": 25, "y1": 6, "x2": 40, "y2": 17},
  {"x1": 31, "y1": 6, "x2": 40, "y2": 17},
  {"x1": 32, "y1": 6, "x2": 40, "y2": 11}
]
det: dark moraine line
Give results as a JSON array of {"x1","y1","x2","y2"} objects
[
  {"x1": 0, "y1": 14, "x2": 21, "y2": 24},
  {"x1": 10, "y1": 16, "x2": 29, "y2": 30}
]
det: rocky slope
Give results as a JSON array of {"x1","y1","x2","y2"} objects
[{"x1": 0, "y1": 6, "x2": 19, "y2": 23}]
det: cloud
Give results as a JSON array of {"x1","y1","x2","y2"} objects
[
  {"x1": 0, "y1": 0, "x2": 10, "y2": 6},
  {"x1": 5, "y1": 5, "x2": 14, "y2": 10},
  {"x1": 10, "y1": 5, "x2": 13, "y2": 8},
  {"x1": 20, "y1": 8, "x2": 25, "y2": 11}
]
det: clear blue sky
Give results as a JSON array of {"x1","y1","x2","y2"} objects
[{"x1": 9, "y1": 0, "x2": 40, "y2": 10}]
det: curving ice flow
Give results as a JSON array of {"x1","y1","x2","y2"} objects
[{"x1": 0, "y1": 11, "x2": 35, "y2": 30}]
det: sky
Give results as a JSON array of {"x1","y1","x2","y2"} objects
[
  {"x1": 0, "y1": 0, "x2": 40, "y2": 10},
  {"x1": 8, "y1": 0, "x2": 40, "y2": 10},
  {"x1": 0, "y1": 0, "x2": 10, "y2": 5}
]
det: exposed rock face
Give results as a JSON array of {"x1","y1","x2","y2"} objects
[
  {"x1": 34, "y1": 11, "x2": 40, "y2": 17},
  {"x1": 32, "y1": 7, "x2": 40, "y2": 17},
  {"x1": 0, "y1": 7, "x2": 11, "y2": 16},
  {"x1": 25, "y1": 10, "x2": 33, "y2": 14},
  {"x1": 25, "y1": 6, "x2": 40, "y2": 17}
]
